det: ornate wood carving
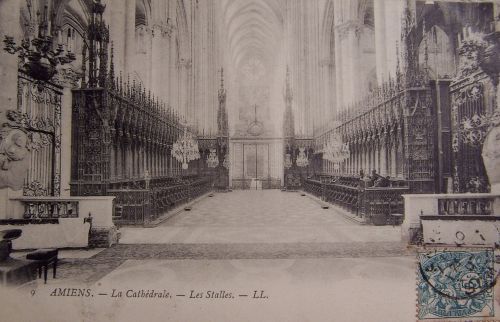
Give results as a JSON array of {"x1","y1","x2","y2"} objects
[{"x1": 2, "y1": 71, "x2": 63, "y2": 195}]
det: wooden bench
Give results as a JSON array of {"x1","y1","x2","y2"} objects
[{"x1": 26, "y1": 249, "x2": 58, "y2": 284}]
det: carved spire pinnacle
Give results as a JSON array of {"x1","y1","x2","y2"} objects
[
  {"x1": 220, "y1": 67, "x2": 224, "y2": 89},
  {"x1": 283, "y1": 65, "x2": 294, "y2": 139},
  {"x1": 217, "y1": 67, "x2": 228, "y2": 137},
  {"x1": 218, "y1": 67, "x2": 226, "y2": 103},
  {"x1": 109, "y1": 41, "x2": 115, "y2": 88},
  {"x1": 285, "y1": 65, "x2": 293, "y2": 103}
]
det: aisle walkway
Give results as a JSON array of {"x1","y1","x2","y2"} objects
[{"x1": 120, "y1": 190, "x2": 402, "y2": 244}]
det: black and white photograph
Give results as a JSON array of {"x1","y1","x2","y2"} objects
[{"x1": 0, "y1": 0, "x2": 499, "y2": 321}]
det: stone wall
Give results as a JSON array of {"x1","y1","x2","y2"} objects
[{"x1": 89, "y1": 226, "x2": 120, "y2": 248}]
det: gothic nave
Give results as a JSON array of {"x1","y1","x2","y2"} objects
[{"x1": 0, "y1": 1, "x2": 500, "y2": 321}]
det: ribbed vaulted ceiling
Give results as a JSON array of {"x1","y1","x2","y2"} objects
[{"x1": 221, "y1": 0, "x2": 284, "y2": 69}]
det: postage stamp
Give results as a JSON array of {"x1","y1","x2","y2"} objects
[{"x1": 416, "y1": 248, "x2": 497, "y2": 321}]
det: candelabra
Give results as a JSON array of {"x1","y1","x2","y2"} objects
[
  {"x1": 296, "y1": 148, "x2": 309, "y2": 167},
  {"x1": 323, "y1": 133, "x2": 350, "y2": 168},
  {"x1": 284, "y1": 153, "x2": 293, "y2": 169},
  {"x1": 207, "y1": 149, "x2": 219, "y2": 168},
  {"x1": 172, "y1": 123, "x2": 200, "y2": 170},
  {"x1": 3, "y1": 5, "x2": 75, "y2": 82}
]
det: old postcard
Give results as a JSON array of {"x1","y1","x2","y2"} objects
[{"x1": 0, "y1": 0, "x2": 499, "y2": 321}]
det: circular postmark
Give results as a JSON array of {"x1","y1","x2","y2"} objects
[{"x1": 417, "y1": 249, "x2": 497, "y2": 319}]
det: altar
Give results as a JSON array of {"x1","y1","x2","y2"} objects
[
  {"x1": 229, "y1": 138, "x2": 284, "y2": 190},
  {"x1": 250, "y1": 178, "x2": 262, "y2": 190}
]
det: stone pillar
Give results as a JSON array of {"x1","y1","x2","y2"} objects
[
  {"x1": 339, "y1": 27, "x2": 359, "y2": 105},
  {"x1": 104, "y1": 0, "x2": 127, "y2": 73},
  {"x1": 334, "y1": 29, "x2": 344, "y2": 110},
  {"x1": 374, "y1": 0, "x2": 387, "y2": 84},
  {"x1": 178, "y1": 61, "x2": 191, "y2": 121},
  {"x1": 135, "y1": 26, "x2": 153, "y2": 89},
  {"x1": 0, "y1": 0, "x2": 20, "y2": 110},
  {"x1": 124, "y1": 0, "x2": 136, "y2": 76},
  {"x1": 60, "y1": 86, "x2": 73, "y2": 197},
  {"x1": 150, "y1": 25, "x2": 163, "y2": 98},
  {"x1": 384, "y1": 0, "x2": 405, "y2": 78}
]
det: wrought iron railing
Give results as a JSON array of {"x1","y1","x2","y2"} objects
[
  {"x1": 108, "y1": 189, "x2": 149, "y2": 224},
  {"x1": 303, "y1": 176, "x2": 409, "y2": 224},
  {"x1": 108, "y1": 175, "x2": 213, "y2": 225},
  {"x1": 358, "y1": 187, "x2": 409, "y2": 223}
]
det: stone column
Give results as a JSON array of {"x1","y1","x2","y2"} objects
[
  {"x1": 334, "y1": 29, "x2": 344, "y2": 109},
  {"x1": 124, "y1": 0, "x2": 136, "y2": 76},
  {"x1": 60, "y1": 86, "x2": 73, "y2": 196},
  {"x1": 384, "y1": 0, "x2": 405, "y2": 78},
  {"x1": 374, "y1": 0, "x2": 387, "y2": 84},
  {"x1": 104, "y1": 0, "x2": 127, "y2": 73},
  {"x1": 0, "y1": 0, "x2": 21, "y2": 218},
  {"x1": 158, "y1": 28, "x2": 171, "y2": 102},
  {"x1": 0, "y1": 0, "x2": 20, "y2": 110}
]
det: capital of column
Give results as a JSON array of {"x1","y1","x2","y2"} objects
[
  {"x1": 335, "y1": 20, "x2": 363, "y2": 40},
  {"x1": 152, "y1": 20, "x2": 175, "y2": 38},
  {"x1": 319, "y1": 58, "x2": 334, "y2": 67},
  {"x1": 177, "y1": 58, "x2": 192, "y2": 69}
]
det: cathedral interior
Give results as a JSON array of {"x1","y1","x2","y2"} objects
[{"x1": 0, "y1": 0, "x2": 499, "y2": 321}]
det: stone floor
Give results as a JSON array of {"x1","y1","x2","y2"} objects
[
  {"x1": 120, "y1": 190, "x2": 402, "y2": 244},
  {"x1": 3, "y1": 190, "x2": 420, "y2": 322}
]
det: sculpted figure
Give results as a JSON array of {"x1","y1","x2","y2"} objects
[{"x1": 0, "y1": 128, "x2": 30, "y2": 190}]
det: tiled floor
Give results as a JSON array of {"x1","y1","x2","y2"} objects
[{"x1": 120, "y1": 190, "x2": 402, "y2": 244}]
